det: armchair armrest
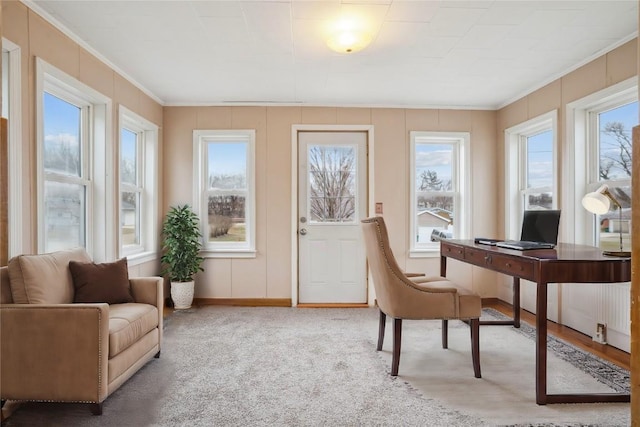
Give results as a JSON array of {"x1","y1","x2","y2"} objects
[
  {"x1": 0, "y1": 303, "x2": 109, "y2": 403},
  {"x1": 129, "y1": 277, "x2": 163, "y2": 353},
  {"x1": 129, "y1": 277, "x2": 163, "y2": 308},
  {"x1": 403, "y1": 272, "x2": 425, "y2": 278}
]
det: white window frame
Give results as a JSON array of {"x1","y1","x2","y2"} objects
[
  {"x1": 2, "y1": 38, "x2": 23, "y2": 257},
  {"x1": 565, "y1": 77, "x2": 637, "y2": 246},
  {"x1": 118, "y1": 106, "x2": 158, "y2": 264},
  {"x1": 504, "y1": 111, "x2": 558, "y2": 240},
  {"x1": 36, "y1": 58, "x2": 113, "y2": 261},
  {"x1": 409, "y1": 131, "x2": 470, "y2": 257},
  {"x1": 193, "y1": 129, "x2": 256, "y2": 258}
]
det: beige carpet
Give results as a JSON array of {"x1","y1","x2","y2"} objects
[
  {"x1": 378, "y1": 309, "x2": 630, "y2": 425},
  {"x1": 1, "y1": 307, "x2": 630, "y2": 426}
]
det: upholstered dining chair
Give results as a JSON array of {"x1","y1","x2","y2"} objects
[{"x1": 360, "y1": 216, "x2": 482, "y2": 378}]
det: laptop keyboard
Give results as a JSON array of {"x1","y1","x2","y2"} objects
[{"x1": 495, "y1": 241, "x2": 556, "y2": 251}]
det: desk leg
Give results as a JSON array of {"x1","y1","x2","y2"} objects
[
  {"x1": 536, "y1": 281, "x2": 548, "y2": 405},
  {"x1": 478, "y1": 276, "x2": 520, "y2": 328},
  {"x1": 513, "y1": 278, "x2": 520, "y2": 328}
]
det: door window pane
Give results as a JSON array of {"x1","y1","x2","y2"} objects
[
  {"x1": 308, "y1": 145, "x2": 356, "y2": 223},
  {"x1": 44, "y1": 181, "x2": 84, "y2": 252},
  {"x1": 43, "y1": 93, "x2": 81, "y2": 177}
]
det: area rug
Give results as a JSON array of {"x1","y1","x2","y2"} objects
[
  {"x1": 1, "y1": 307, "x2": 630, "y2": 426},
  {"x1": 487, "y1": 308, "x2": 629, "y2": 393}
]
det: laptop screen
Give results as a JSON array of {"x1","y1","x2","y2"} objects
[{"x1": 520, "y1": 210, "x2": 561, "y2": 244}]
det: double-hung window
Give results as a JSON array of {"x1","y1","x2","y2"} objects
[
  {"x1": 119, "y1": 107, "x2": 158, "y2": 261},
  {"x1": 41, "y1": 88, "x2": 90, "y2": 252},
  {"x1": 193, "y1": 130, "x2": 256, "y2": 257},
  {"x1": 505, "y1": 111, "x2": 557, "y2": 239},
  {"x1": 409, "y1": 131, "x2": 469, "y2": 256},
  {"x1": 36, "y1": 59, "x2": 111, "y2": 260},
  {"x1": 568, "y1": 79, "x2": 636, "y2": 249},
  {"x1": 585, "y1": 96, "x2": 636, "y2": 252}
]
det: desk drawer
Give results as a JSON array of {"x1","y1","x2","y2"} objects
[
  {"x1": 487, "y1": 253, "x2": 534, "y2": 278},
  {"x1": 464, "y1": 247, "x2": 487, "y2": 267},
  {"x1": 441, "y1": 242, "x2": 465, "y2": 261}
]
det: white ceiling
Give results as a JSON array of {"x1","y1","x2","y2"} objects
[{"x1": 28, "y1": 0, "x2": 638, "y2": 109}]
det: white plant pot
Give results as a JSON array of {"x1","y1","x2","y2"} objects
[{"x1": 171, "y1": 280, "x2": 194, "y2": 309}]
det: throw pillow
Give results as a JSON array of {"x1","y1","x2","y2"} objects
[{"x1": 70, "y1": 258, "x2": 134, "y2": 304}]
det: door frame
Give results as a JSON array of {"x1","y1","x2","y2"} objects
[{"x1": 290, "y1": 125, "x2": 375, "y2": 307}]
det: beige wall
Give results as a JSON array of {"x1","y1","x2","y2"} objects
[
  {"x1": 164, "y1": 106, "x2": 499, "y2": 301},
  {"x1": 496, "y1": 39, "x2": 638, "y2": 233},
  {"x1": 2, "y1": 1, "x2": 163, "y2": 277}
]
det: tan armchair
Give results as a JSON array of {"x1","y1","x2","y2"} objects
[
  {"x1": 0, "y1": 248, "x2": 163, "y2": 415},
  {"x1": 360, "y1": 216, "x2": 482, "y2": 378}
]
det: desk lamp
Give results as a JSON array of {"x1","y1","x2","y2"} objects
[{"x1": 581, "y1": 184, "x2": 631, "y2": 257}]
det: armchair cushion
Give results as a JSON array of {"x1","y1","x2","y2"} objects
[
  {"x1": 70, "y1": 258, "x2": 134, "y2": 304},
  {"x1": 108, "y1": 303, "x2": 159, "y2": 358},
  {"x1": 7, "y1": 248, "x2": 91, "y2": 304}
]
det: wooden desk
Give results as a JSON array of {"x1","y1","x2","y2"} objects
[{"x1": 440, "y1": 239, "x2": 631, "y2": 405}]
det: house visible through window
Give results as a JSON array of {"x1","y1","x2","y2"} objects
[
  {"x1": 409, "y1": 131, "x2": 469, "y2": 255},
  {"x1": 193, "y1": 130, "x2": 256, "y2": 257}
]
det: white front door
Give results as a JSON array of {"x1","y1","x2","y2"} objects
[{"x1": 297, "y1": 131, "x2": 367, "y2": 304}]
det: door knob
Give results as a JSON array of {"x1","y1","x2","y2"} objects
[{"x1": 299, "y1": 228, "x2": 307, "y2": 235}]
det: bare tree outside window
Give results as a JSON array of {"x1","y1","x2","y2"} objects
[
  {"x1": 308, "y1": 145, "x2": 356, "y2": 222},
  {"x1": 599, "y1": 121, "x2": 632, "y2": 208},
  {"x1": 417, "y1": 169, "x2": 453, "y2": 212}
]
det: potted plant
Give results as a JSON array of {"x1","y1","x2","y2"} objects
[{"x1": 160, "y1": 204, "x2": 204, "y2": 309}]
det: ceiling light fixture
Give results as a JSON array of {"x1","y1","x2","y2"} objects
[{"x1": 326, "y1": 16, "x2": 372, "y2": 54}]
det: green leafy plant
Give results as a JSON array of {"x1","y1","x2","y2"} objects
[{"x1": 160, "y1": 204, "x2": 205, "y2": 282}]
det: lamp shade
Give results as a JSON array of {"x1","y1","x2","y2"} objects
[
  {"x1": 582, "y1": 192, "x2": 610, "y2": 215},
  {"x1": 581, "y1": 184, "x2": 612, "y2": 215}
]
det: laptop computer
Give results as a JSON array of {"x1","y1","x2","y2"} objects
[{"x1": 495, "y1": 210, "x2": 561, "y2": 251}]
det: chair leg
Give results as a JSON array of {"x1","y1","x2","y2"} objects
[
  {"x1": 377, "y1": 310, "x2": 386, "y2": 351},
  {"x1": 441, "y1": 319, "x2": 448, "y2": 349},
  {"x1": 391, "y1": 318, "x2": 402, "y2": 376},
  {"x1": 90, "y1": 402, "x2": 103, "y2": 415},
  {"x1": 470, "y1": 318, "x2": 481, "y2": 378}
]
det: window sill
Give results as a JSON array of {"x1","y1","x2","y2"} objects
[
  {"x1": 124, "y1": 251, "x2": 158, "y2": 266},
  {"x1": 202, "y1": 249, "x2": 257, "y2": 259},
  {"x1": 409, "y1": 249, "x2": 440, "y2": 258}
]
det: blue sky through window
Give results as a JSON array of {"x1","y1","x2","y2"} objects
[
  {"x1": 598, "y1": 101, "x2": 637, "y2": 180},
  {"x1": 208, "y1": 142, "x2": 246, "y2": 176},
  {"x1": 527, "y1": 130, "x2": 553, "y2": 189},
  {"x1": 415, "y1": 143, "x2": 452, "y2": 186}
]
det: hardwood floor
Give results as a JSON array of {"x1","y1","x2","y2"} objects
[{"x1": 484, "y1": 299, "x2": 630, "y2": 371}]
